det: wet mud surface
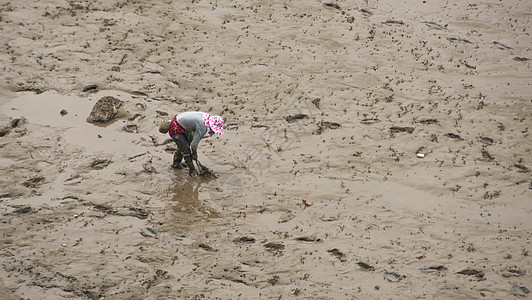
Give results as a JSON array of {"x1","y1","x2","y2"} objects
[{"x1": 1, "y1": 0, "x2": 531, "y2": 299}]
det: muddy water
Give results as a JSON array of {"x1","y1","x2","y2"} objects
[{"x1": 1, "y1": 0, "x2": 532, "y2": 299}]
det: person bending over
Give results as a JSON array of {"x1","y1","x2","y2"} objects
[{"x1": 159, "y1": 112, "x2": 223, "y2": 175}]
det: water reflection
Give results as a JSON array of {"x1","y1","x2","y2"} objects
[{"x1": 167, "y1": 176, "x2": 220, "y2": 220}]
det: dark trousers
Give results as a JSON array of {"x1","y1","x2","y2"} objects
[{"x1": 171, "y1": 133, "x2": 191, "y2": 155}]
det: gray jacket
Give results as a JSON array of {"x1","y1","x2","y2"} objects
[{"x1": 175, "y1": 111, "x2": 207, "y2": 153}]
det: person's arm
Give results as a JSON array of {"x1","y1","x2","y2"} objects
[{"x1": 190, "y1": 121, "x2": 207, "y2": 155}]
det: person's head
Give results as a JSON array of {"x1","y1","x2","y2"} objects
[
  {"x1": 207, "y1": 115, "x2": 224, "y2": 136},
  {"x1": 207, "y1": 116, "x2": 224, "y2": 136},
  {"x1": 159, "y1": 119, "x2": 171, "y2": 133}
]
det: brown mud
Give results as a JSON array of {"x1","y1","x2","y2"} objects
[{"x1": 1, "y1": 0, "x2": 531, "y2": 299}]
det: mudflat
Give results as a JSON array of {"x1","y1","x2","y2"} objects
[{"x1": 1, "y1": 1, "x2": 531, "y2": 299}]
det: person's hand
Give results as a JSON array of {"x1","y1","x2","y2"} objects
[{"x1": 191, "y1": 151, "x2": 198, "y2": 161}]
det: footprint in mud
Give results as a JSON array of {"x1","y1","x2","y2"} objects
[
  {"x1": 390, "y1": 126, "x2": 414, "y2": 134},
  {"x1": 21, "y1": 176, "x2": 45, "y2": 188},
  {"x1": 295, "y1": 236, "x2": 322, "y2": 243},
  {"x1": 328, "y1": 248, "x2": 346, "y2": 262},
  {"x1": 417, "y1": 118, "x2": 439, "y2": 125},
  {"x1": 323, "y1": 3, "x2": 342, "y2": 11},
  {"x1": 492, "y1": 41, "x2": 512, "y2": 50},
  {"x1": 500, "y1": 268, "x2": 524, "y2": 278},
  {"x1": 457, "y1": 268, "x2": 484, "y2": 279},
  {"x1": 264, "y1": 242, "x2": 285, "y2": 251},
  {"x1": 90, "y1": 159, "x2": 112, "y2": 170},
  {"x1": 123, "y1": 124, "x2": 138, "y2": 133},
  {"x1": 82, "y1": 84, "x2": 98, "y2": 93},
  {"x1": 359, "y1": 8, "x2": 373, "y2": 17},
  {"x1": 12, "y1": 206, "x2": 34, "y2": 214},
  {"x1": 513, "y1": 285, "x2": 530, "y2": 297},
  {"x1": 357, "y1": 261, "x2": 375, "y2": 271},
  {"x1": 423, "y1": 21, "x2": 448, "y2": 31},
  {"x1": 382, "y1": 20, "x2": 406, "y2": 27},
  {"x1": 198, "y1": 243, "x2": 217, "y2": 252},
  {"x1": 513, "y1": 164, "x2": 530, "y2": 173},
  {"x1": 383, "y1": 270, "x2": 405, "y2": 282},
  {"x1": 285, "y1": 114, "x2": 308, "y2": 123},
  {"x1": 140, "y1": 227, "x2": 158, "y2": 239},
  {"x1": 445, "y1": 133, "x2": 463, "y2": 140},
  {"x1": 478, "y1": 136, "x2": 494, "y2": 145},
  {"x1": 447, "y1": 37, "x2": 472, "y2": 44},
  {"x1": 420, "y1": 265, "x2": 447, "y2": 273},
  {"x1": 233, "y1": 236, "x2": 256, "y2": 243},
  {"x1": 278, "y1": 211, "x2": 296, "y2": 223},
  {"x1": 361, "y1": 118, "x2": 380, "y2": 125},
  {"x1": 481, "y1": 150, "x2": 495, "y2": 162}
]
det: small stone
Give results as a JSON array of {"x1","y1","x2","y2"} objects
[{"x1": 87, "y1": 96, "x2": 123, "y2": 123}]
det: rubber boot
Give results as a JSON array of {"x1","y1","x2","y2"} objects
[
  {"x1": 184, "y1": 154, "x2": 196, "y2": 175},
  {"x1": 171, "y1": 152, "x2": 183, "y2": 169}
]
